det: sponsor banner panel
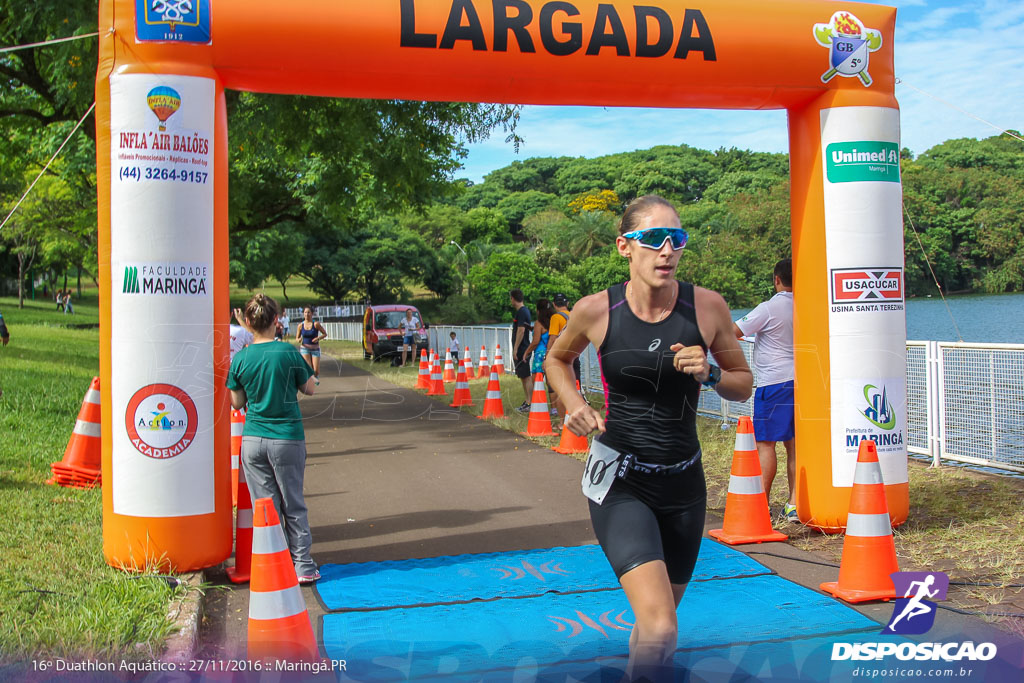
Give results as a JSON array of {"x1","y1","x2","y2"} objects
[
  {"x1": 109, "y1": 73, "x2": 215, "y2": 517},
  {"x1": 836, "y1": 375, "x2": 908, "y2": 487},
  {"x1": 820, "y1": 106, "x2": 907, "y2": 488}
]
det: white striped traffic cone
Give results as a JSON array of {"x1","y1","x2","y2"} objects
[{"x1": 247, "y1": 498, "x2": 319, "y2": 662}]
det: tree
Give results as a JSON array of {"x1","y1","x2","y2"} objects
[
  {"x1": 468, "y1": 252, "x2": 577, "y2": 320},
  {"x1": 1, "y1": 2, "x2": 99, "y2": 292}
]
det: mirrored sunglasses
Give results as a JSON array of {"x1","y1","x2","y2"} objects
[{"x1": 621, "y1": 227, "x2": 688, "y2": 250}]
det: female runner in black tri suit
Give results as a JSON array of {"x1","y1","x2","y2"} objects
[{"x1": 545, "y1": 195, "x2": 752, "y2": 681}]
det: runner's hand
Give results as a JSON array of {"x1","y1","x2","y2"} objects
[
  {"x1": 670, "y1": 343, "x2": 710, "y2": 382},
  {"x1": 564, "y1": 403, "x2": 606, "y2": 437}
]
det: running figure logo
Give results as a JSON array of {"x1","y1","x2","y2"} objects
[
  {"x1": 813, "y1": 12, "x2": 883, "y2": 87},
  {"x1": 883, "y1": 571, "x2": 950, "y2": 635}
]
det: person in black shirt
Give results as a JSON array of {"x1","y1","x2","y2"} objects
[
  {"x1": 509, "y1": 289, "x2": 533, "y2": 411},
  {"x1": 546, "y1": 195, "x2": 752, "y2": 681}
]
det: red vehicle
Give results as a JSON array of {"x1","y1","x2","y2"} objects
[{"x1": 362, "y1": 304, "x2": 428, "y2": 361}]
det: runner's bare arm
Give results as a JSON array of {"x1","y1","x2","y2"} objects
[
  {"x1": 229, "y1": 388, "x2": 247, "y2": 410},
  {"x1": 546, "y1": 292, "x2": 609, "y2": 436},
  {"x1": 671, "y1": 287, "x2": 753, "y2": 402}
]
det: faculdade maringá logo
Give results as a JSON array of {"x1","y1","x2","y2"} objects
[
  {"x1": 862, "y1": 383, "x2": 895, "y2": 430},
  {"x1": 123, "y1": 266, "x2": 140, "y2": 294}
]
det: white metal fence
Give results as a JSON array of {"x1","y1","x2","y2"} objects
[
  {"x1": 321, "y1": 321, "x2": 364, "y2": 343},
  {"x1": 422, "y1": 328, "x2": 1024, "y2": 475},
  {"x1": 282, "y1": 301, "x2": 366, "y2": 322}
]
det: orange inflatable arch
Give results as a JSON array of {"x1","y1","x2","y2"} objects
[{"x1": 96, "y1": 0, "x2": 907, "y2": 570}]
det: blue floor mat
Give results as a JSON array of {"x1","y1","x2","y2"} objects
[
  {"x1": 316, "y1": 541, "x2": 771, "y2": 611},
  {"x1": 321, "y1": 574, "x2": 878, "y2": 681}
]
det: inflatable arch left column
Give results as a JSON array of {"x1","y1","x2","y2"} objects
[{"x1": 96, "y1": 1, "x2": 231, "y2": 571}]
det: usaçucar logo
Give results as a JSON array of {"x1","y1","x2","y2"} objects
[
  {"x1": 125, "y1": 383, "x2": 198, "y2": 459},
  {"x1": 862, "y1": 384, "x2": 896, "y2": 430},
  {"x1": 813, "y1": 11, "x2": 882, "y2": 87},
  {"x1": 831, "y1": 268, "x2": 904, "y2": 303},
  {"x1": 136, "y1": 0, "x2": 212, "y2": 44}
]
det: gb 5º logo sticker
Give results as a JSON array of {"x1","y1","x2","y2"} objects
[{"x1": 814, "y1": 11, "x2": 882, "y2": 87}]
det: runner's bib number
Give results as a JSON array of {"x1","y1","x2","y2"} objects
[{"x1": 581, "y1": 438, "x2": 625, "y2": 505}]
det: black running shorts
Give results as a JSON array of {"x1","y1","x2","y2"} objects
[{"x1": 588, "y1": 461, "x2": 706, "y2": 585}]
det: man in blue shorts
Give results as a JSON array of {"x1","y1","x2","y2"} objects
[{"x1": 734, "y1": 259, "x2": 796, "y2": 521}]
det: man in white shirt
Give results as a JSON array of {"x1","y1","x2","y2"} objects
[
  {"x1": 734, "y1": 259, "x2": 796, "y2": 521},
  {"x1": 279, "y1": 312, "x2": 290, "y2": 338}
]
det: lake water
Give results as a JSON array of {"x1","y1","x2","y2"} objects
[{"x1": 733, "y1": 291, "x2": 1024, "y2": 345}]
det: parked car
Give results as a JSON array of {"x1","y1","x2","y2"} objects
[{"x1": 362, "y1": 304, "x2": 429, "y2": 362}]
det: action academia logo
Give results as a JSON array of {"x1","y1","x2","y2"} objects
[
  {"x1": 813, "y1": 11, "x2": 882, "y2": 87},
  {"x1": 125, "y1": 383, "x2": 198, "y2": 459}
]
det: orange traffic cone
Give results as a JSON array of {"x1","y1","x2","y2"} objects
[
  {"x1": 48, "y1": 376, "x2": 102, "y2": 489},
  {"x1": 521, "y1": 373, "x2": 557, "y2": 437},
  {"x1": 708, "y1": 416, "x2": 788, "y2": 545},
  {"x1": 450, "y1": 358, "x2": 474, "y2": 407},
  {"x1": 553, "y1": 385, "x2": 588, "y2": 453},
  {"x1": 426, "y1": 353, "x2": 446, "y2": 396},
  {"x1": 415, "y1": 348, "x2": 431, "y2": 390},
  {"x1": 230, "y1": 408, "x2": 245, "y2": 507},
  {"x1": 442, "y1": 348, "x2": 457, "y2": 382},
  {"x1": 476, "y1": 345, "x2": 490, "y2": 380},
  {"x1": 493, "y1": 344, "x2": 505, "y2": 374},
  {"x1": 247, "y1": 498, "x2": 319, "y2": 662},
  {"x1": 820, "y1": 440, "x2": 900, "y2": 603},
  {"x1": 479, "y1": 369, "x2": 505, "y2": 419},
  {"x1": 227, "y1": 460, "x2": 253, "y2": 584}
]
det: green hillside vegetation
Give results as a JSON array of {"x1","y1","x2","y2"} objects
[{"x1": 262, "y1": 133, "x2": 1024, "y2": 323}]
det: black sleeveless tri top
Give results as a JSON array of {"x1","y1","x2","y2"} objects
[{"x1": 598, "y1": 281, "x2": 706, "y2": 467}]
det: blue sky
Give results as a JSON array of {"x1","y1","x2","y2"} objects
[{"x1": 458, "y1": 0, "x2": 1024, "y2": 183}]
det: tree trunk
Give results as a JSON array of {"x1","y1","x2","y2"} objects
[
  {"x1": 77, "y1": 261, "x2": 83, "y2": 298},
  {"x1": 17, "y1": 257, "x2": 25, "y2": 309},
  {"x1": 280, "y1": 277, "x2": 289, "y2": 302}
]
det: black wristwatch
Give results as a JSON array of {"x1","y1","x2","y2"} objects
[{"x1": 702, "y1": 364, "x2": 722, "y2": 387}]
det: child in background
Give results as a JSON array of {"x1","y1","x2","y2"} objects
[
  {"x1": 227, "y1": 293, "x2": 321, "y2": 584},
  {"x1": 449, "y1": 331, "x2": 460, "y2": 362}
]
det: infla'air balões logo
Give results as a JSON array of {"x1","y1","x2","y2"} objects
[
  {"x1": 813, "y1": 11, "x2": 882, "y2": 87},
  {"x1": 125, "y1": 384, "x2": 198, "y2": 459},
  {"x1": 136, "y1": 0, "x2": 211, "y2": 44},
  {"x1": 146, "y1": 86, "x2": 181, "y2": 131},
  {"x1": 883, "y1": 571, "x2": 949, "y2": 635}
]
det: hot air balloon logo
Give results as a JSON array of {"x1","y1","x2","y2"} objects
[{"x1": 146, "y1": 86, "x2": 181, "y2": 131}]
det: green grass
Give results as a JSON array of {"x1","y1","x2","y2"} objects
[
  {"x1": 0, "y1": 296, "x2": 187, "y2": 665},
  {"x1": 339, "y1": 339, "x2": 1024, "y2": 635}
]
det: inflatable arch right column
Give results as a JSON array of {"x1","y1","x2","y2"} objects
[{"x1": 790, "y1": 89, "x2": 908, "y2": 531}]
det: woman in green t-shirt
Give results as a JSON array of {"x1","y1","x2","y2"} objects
[{"x1": 227, "y1": 294, "x2": 320, "y2": 583}]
